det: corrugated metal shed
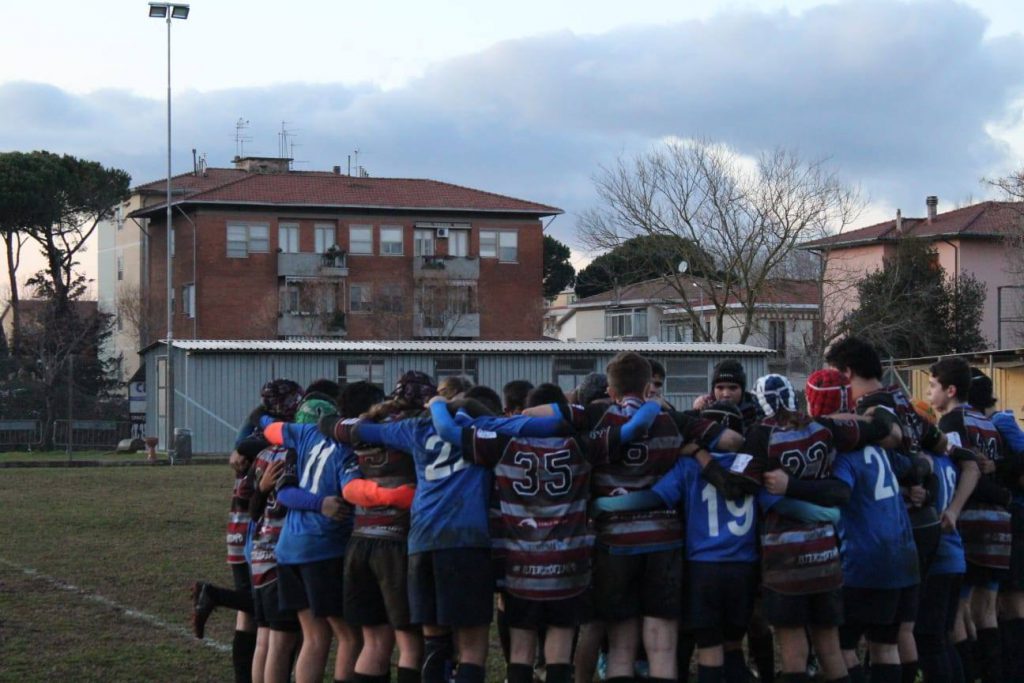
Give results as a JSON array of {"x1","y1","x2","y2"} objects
[{"x1": 142, "y1": 340, "x2": 771, "y2": 454}]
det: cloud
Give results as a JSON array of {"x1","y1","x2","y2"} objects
[{"x1": 2, "y1": 0, "x2": 1023, "y2": 256}]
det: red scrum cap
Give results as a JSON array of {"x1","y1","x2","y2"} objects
[{"x1": 806, "y1": 369, "x2": 850, "y2": 418}]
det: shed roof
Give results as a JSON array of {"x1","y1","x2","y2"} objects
[{"x1": 147, "y1": 339, "x2": 771, "y2": 355}]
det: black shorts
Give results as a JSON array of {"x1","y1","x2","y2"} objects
[
  {"x1": 1003, "y1": 504, "x2": 1024, "y2": 592},
  {"x1": 761, "y1": 587, "x2": 843, "y2": 628},
  {"x1": 503, "y1": 592, "x2": 588, "y2": 630},
  {"x1": 592, "y1": 547, "x2": 684, "y2": 620},
  {"x1": 839, "y1": 585, "x2": 919, "y2": 647},
  {"x1": 685, "y1": 561, "x2": 757, "y2": 646},
  {"x1": 964, "y1": 562, "x2": 1007, "y2": 589},
  {"x1": 253, "y1": 580, "x2": 300, "y2": 632},
  {"x1": 232, "y1": 562, "x2": 253, "y2": 593},
  {"x1": 408, "y1": 548, "x2": 494, "y2": 627},
  {"x1": 277, "y1": 556, "x2": 345, "y2": 618},
  {"x1": 913, "y1": 522, "x2": 942, "y2": 582},
  {"x1": 344, "y1": 536, "x2": 413, "y2": 628},
  {"x1": 914, "y1": 573, "x2": 963, "y2": 637}
]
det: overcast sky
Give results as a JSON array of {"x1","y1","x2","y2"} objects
[{"x1": 3, "y1": 0, "x2": 1024, "y2": 287}]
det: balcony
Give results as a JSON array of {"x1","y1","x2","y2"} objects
[
  {"x1": 278, "y1": 311, "x2": 347, "y2": 338},
  {"x1": 413, "y1": 255, "x2": 479, "y2": 280},
  {"x1": 413, "y1": 313, "x2": 480, "y2": 338},
  {"x1": 278, "y1": 251, "x2": 348, "y2": 278}
]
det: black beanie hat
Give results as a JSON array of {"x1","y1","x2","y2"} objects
[
  {"x1": 712, "y1": 359, "x2": 746, "y2": 391},
  {"x1": 968, "y1": 372, "x2": 996, "y2": 410}
]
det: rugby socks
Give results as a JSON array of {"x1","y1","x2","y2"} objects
[
  {"x1": 545, "y1": 664, "x2": 572, "y2": 683},
  {"x1": 606, "y1": 676, "x2": 634, "y2": 683},
  {"x1": 422, "y1": 634, "x2": 454, "y2": 683},
  {"x1": 900, "y1": 662, "x2": 918, "y2": 683},
  {"x1": 975, "y1": 627, "x2": 1003, "y2": 683},
  {"x1": 867, "y1": 664, "x2": 900, "y2": 683},
  {"x1": 677, "y1": 632, "x2": 696, "y2": 678},
  {"x1": 955, "y1": 639, "x2": 975, "y2": 683},
  {"x1": 779, "y1": 674, "x2": 810, "y2": 683},
  {"x1": 847, "y1": 664, "x2": 865, "y2": 683},
  {"x1": 206, "y1": 584, "x2": 252, "y2": 613},
  {"x1": 508, "y1": 663, "x2": 533, "y2": 683},
  {"x1": 916, "y1": 634, "x2": 952, "y2": 683},
  {"x1": 353, "y1": 674, "x2": 390, "y2": 683},
  {"x1": 723, "y1": 649, "x2": 748, "y2": 683},
  {"x1": 397, "y1": 666, "x2": 421, "y2": 683},
  {"x1": 496, "y1": 606, "x2": 511, "y2": 664},
  {"x1": 231, "y1": 630, "x2": 257, "y2": 683},
  {"x1": 454, "y1": 663, "x2": 485, "y2": 683},
  {"x1": 1002, "y1": 618, "x2": 1024, "y2": 680},
  {"x1": 749, "y1": 630, "x2": 775, "y2": 683},
  {"x1": 697, "y1": 665, "x2": 723, "y2": 683}
]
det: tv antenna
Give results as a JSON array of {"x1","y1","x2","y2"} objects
[
  {"x1": 234, "y1": 118, "x2": 252, "y2": 158},
  {"x1": 277, "y1": 121, "x2": 298, "y2": 163}
]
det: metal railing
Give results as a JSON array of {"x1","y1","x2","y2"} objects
[
  {"x1": 0, "y1": 420, "x2": 43, "y2": 449},
  {"x1": 52, "y1": 420, "x2": 134, "y2": 450}
]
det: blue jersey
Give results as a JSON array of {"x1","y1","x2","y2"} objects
[
  {"x1": 356, "y1": 412, "x2": 536, "y2": 555},
  {"x1": 930, "y1": 452, "x2": 967, "y2": 576},
  {"x1": 651, "y1": 453, "x2": 760, "y2": 563},
  {"x1": 833, "y1": 447, "x2": 919, "y2": 588},
  {"x1": 273, "y1": 423, "x2": 355, "y2": 564}
]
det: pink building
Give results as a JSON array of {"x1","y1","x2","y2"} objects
[{"x1": 803, "y1": 197, "x2": 1024, "y2": 348}]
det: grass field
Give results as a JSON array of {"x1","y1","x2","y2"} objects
[
  {"x1": 0, "y1": 465, "x2": 241, "y2": 681},
  {"x1": 0, "y1": 464, "x2": 509, "y2": 682}
]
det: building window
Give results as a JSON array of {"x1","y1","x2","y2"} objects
[
  {"x1": 449, "y1": 229, "x2": 469, "y2": 257},
  {"x1": 605, "y1": 308, "x2": 647, "y2": 339},
  {"x1": 553, "y1": 357, "x2": 596, "y2": 393},
  {"x1": 226, "y1": 222, "x2": 269, "y2": 258},
  {"x1": 768, "y1": 320, "x2": 787, "y2": 357},
  {"x1": 480, "y1": 230, "x2": 497, "y2": 258},
  {"x1": 414, "y1": 229, "x2": 435, "y2": 257},
  {"x1": 380, "y1": 226, "x2": 404, "y2": 256},
  {"x1": 664, "y1": 358, "x2": 708, "y2": 404},
  {"x1": 182, "y1": 283, "x2": 196, "y2": 319},
  {"x1": 350, "y1": 283, "x2": 372, "y2": 313},
  {"x1": 315, "y1": 224, "x2": 336, "y2": 254},
  {"x1": 659, "y1": 320, "x2": 694, "y2": 342},
  {"x1": 281, "y1": 279, "x2": 338, "y2": 315},
  {"x1": 279, "y1": 223, "x2": 300, "y2": 253},
  {"x1": 349, "y1": 225, "x2": 373, "y2": 255},
  {"x1": 117, "y1": 255, "x2": 124, "y2": 281},
  {"x1": 338, "y1": 358, "x2": 385, "y2": 389},
  {"x1": 378, "y1": 283, "x2": 405, "y2": 314},
  {"x1": 480, "y1": 230, "x2": 517, "y2": 261},
  {"x1": 434, "y1": 356, "x2": 479, "y2": 384}
]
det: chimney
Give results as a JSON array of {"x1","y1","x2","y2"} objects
[
  {"x1": 926, "y1": 196, "x2": 938, "y2": 223},
  {"x1": 895, "y1": 209, "x2": 903, "y2": 235},
  {"x1": 233, "y1": 156, "x2": 291, "y2": 174},
  {"x1": 332, "y1": 165, "x2": 342, "y2": 175}
]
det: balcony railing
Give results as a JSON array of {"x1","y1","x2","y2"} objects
[
  {"x1": 278, "y1": 251, "x2": 349, "y2": 278},
  {"x1": 412, "y1": 313, "x2": 480, "y2": 338},
  {"x1": 413, "y1": 255, "x2": 479, "y2": 280},
  {"x1": 278, "y1": 311, "x2": 347, "y2": 337}
]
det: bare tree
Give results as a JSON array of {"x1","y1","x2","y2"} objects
[
  {"x1": 116, "y1": 282, "x2": 153, "y2": 352},
  {"x1": 577, "y1": 139, "x2": 862, "y2": 345},
  {"x1": 984, "y1": 170, "x2": 1024, "y2": 346},
  {"x1": 278, "y1": 278, "x2": 345, "y2": 337},
  {"x1": 414, "y1": 279, "x2": 478, "y2": 339}
]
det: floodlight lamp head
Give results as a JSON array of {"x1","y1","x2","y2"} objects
[
  {"x1": 148, "y1": 3, "x2": 168, "y2": 18},
  {"x1": 171, "y1": 4, "x2": 190, "y2": 19}
]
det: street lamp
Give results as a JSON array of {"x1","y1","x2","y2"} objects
[{"x1": 148, "y1": 2, "x2": 189, "y2": 460}]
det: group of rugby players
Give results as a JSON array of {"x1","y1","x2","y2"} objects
[{"x1": 189, "y1": 335, "x2": 1024, "y2": 683}]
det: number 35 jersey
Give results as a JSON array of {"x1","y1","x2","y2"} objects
[{"x1": 461, "y1": 426, "x2": 622, "y2": 600}]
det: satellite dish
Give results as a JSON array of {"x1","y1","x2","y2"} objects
[{"x1": 677, "y1": 260, "x2": 689, "y2": 274}]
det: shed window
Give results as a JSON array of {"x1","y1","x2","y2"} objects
[
  {"x1": 553, "y1": 357, "x2": 596, "y2": 393},
  {"x1": 434, "y1": 356, "x2": 479, "y2": 384},
  {"x1": 338, "y1": 358, "x2": 385, "y2": 389},
  {"x1": 665, "y1": 358, "x2": 709, "y2": 396}
]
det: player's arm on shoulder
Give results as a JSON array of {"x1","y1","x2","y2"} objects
[
  {"x1": 342, "y1": 479, "x2": 415, "y2": 509},
  {"x1": 590, "y1": 489, "x2": 665, "y2": 518},
  {"x1": 771, "y1": 497, "x2": 841, "y2": 524},
  {"x1": 775, "y1": 474, "x2": 852, "y2": 507}
]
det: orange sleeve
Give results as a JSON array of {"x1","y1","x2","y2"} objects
[
  {"x1": 343, "y1": 479, "x2": 415, "y2": 509},
  {"x1": 264, "y1": 422, "x2": 285, "y2": 446}
]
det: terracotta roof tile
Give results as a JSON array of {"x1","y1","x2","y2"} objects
[
  {"x1": 132, "y1": 170, "x2": 562, "y2": 216},
  {"x1": 574, "y1": 277, "x2": 820, "y2": 307},
  {"x1": 802, "y1": 201, "x2": 1024, "y2": 249}
]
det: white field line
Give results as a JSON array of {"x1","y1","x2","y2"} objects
[{"x1": 0, "y1": 556, "x2": 231, "y2": 653}]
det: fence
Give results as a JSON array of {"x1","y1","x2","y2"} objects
[
  {"x1": 0, "y1": 420, "x2": 44, "y2": 449},
  {"x1": 52, "y1": 420, "x2": 134, "y2": 450}
]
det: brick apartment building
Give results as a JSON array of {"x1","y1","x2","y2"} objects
[{"x1": 128, "y1": 157, "x2": 561, "y2": 347}]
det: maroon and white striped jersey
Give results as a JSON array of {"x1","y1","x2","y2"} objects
[
  {"x1": 227, "y1": 469, "x2": 255, "y2": 565},
  {"x1": 588, "y1": 397, "x2": 724, "y2": 553},
  {"x1": 249, "y1": 446, "x2": 291, "y2": 587},
  {"x1": 461, "y1": 425, "x2": 623, "y2": 600},
  {"x1": 348, "y1": 444, "x2": 417, "y2": 541}
]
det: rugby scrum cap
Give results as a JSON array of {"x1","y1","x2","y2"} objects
[
  {"x1": 805, "y1": 368, "x2": 850, "y2": 418},
  {"x1": 392, "y1": 370, "x2": 438, "y2": 408},
  {"x1": 295, "y1": 397, "x2": 338, "y2": 424},
  {"x1": 754, "y1": 373, "x2": 797, "y2": 418},
  {"x1": 260, "y1": 379, "x2": 304, "y2": 420},
  {"x1": 700, "y1": 400, "x2": 744, "y2": 433}
]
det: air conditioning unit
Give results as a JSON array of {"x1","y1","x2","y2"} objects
[{"x1": 435, "y1": 227, "x2": 449, "y2": 238}]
